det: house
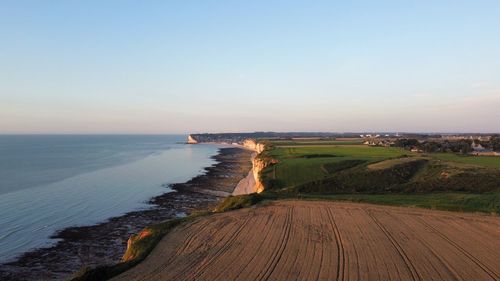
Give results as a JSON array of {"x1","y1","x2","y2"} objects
[
  {"x1": 469, "y1": 140, "x2": 499, "y2": 156},
  {"x1": 471, "y1": 140, "x2": 488, "y2": 152}
]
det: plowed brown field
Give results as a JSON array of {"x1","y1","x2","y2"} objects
[{"x1": 113, "y1": 201, "x2": 500, "y2": 281}]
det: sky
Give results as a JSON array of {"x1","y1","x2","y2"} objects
[{"x1": 1, "y1": 0, "x2": 499, "y2": 134}]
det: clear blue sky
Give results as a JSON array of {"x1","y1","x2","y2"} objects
[{"x1": 1, "y1": 0, "x2": 499, "y2": 133}]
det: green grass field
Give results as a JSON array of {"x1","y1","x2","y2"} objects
[
  {"x1": 270, "y1": 140, "x2": 364, "y2": 146},
  {"x1": 430, "y1": 153, "x2": 500, "y2": 168},
  {"x1": 263, "y1": 145, "x2": 407, "y2": 188},
  {"x1": 259, "y1": 141, "x2": 500, "y2": 213}
]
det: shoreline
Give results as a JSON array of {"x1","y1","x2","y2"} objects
[{"x1": 0, "y1": 146, "x2": 253, "y2": 281}]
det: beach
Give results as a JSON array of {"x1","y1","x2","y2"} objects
[{"x1": 0, "y1": 146, "x2": 253, "y2": 281}]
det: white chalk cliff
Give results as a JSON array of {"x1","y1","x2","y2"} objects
[
  {"x1": 187, "y1": 135, "x2": 198, "y2": 144},
  {"x1": 240, "y1": 139, "x2": 271, "y2": 194}
]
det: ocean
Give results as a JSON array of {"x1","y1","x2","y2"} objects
[{"x1": 0, "y1": 135, "x2": 219, "y2": 262}]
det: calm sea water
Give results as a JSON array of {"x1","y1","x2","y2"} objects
[{"x1": 0, "y1": 135, "x2": 220, "y2": 262}]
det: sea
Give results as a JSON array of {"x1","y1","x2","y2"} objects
[{"x1": 0, "y1": 135, "x2": 220, "y2": 262}]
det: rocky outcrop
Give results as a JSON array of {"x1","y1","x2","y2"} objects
[{"x1": 122, "y1": 229, "x2": 152, "y2": 261}]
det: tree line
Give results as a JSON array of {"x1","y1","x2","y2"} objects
[{"x1": 393, "y1": 136, "x2": 500, "y2": 154}]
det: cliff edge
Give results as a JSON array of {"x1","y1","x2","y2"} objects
[
  {"x1": 241, "y1": 139, "x2": 273, "y2": 194},
  {"x1": 187, "y1": 135, "x2": 198, "y2": 144}
]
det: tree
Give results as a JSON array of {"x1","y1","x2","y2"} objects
[
  {"x1": 490, "y1": 137, "x2": 500, "y2": 151},
  {"x1": 458, "y1": 140, "x2": 472, "y2": 154},
  {"x1": 423, "y1": 141, "x2": 441, "y2": 153},
  {"x1": 394, "y1": 138, "x2": 419, "y2": 149}
]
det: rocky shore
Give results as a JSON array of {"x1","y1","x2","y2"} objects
[{"x1": 0, "y1": 147, "x2": 252, "y2": 281}]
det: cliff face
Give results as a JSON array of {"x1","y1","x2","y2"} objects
[
  {"x1": 187, "y1": 135, "x2": 198, "y2": 144},
  {"x1": 242, "y1": 139, "x2": 271, "y2": 193},
  {"x1": 243, "y1": 139, "x2": 266, "y2": 154},
  {"x1": 251, "y1": 157, "x2": 267, "y2": 193}
]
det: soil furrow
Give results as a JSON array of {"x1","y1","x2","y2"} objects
[
  {"x1": 366, "y1": 210, "x2": 421, "y2": 281},
  {"x1": 417, "y1": 217, "x2": 499, "y2": 280},
  {"x1": 192, "y1": 213, "x2": 252, "y2": 280},
  {"x1": 113, "y1": 201, "x2": 500, "y2": 281},
  {"x1": 258, "y1": 206, "x2": 293, "y2": 281},
  {"x1": 326, "y1": 207, "x2": 345, "y2": 281}
]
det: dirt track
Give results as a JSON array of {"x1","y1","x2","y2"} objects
[{"x1": 113, "y1": 201, "x2": 500, "y2": 281}]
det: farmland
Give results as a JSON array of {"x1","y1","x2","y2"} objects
[{"x1": 113, "y1": 201, "x2": 500, "y2": 281}]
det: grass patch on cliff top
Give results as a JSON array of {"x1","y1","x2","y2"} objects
[
  {"x1": 218, "y1": 191, "x2": 500, "y2": 215},
  {"x1": 214, "y1": 193, "x2": 265, "y2": 212}
]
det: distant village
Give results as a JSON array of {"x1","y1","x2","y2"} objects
[
  {"x1": 188, "y1": 132, "x2": 500, "y2": 157},
  {"x1": 360, "y1": 134, "x2": 500, "y2": 156}
]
